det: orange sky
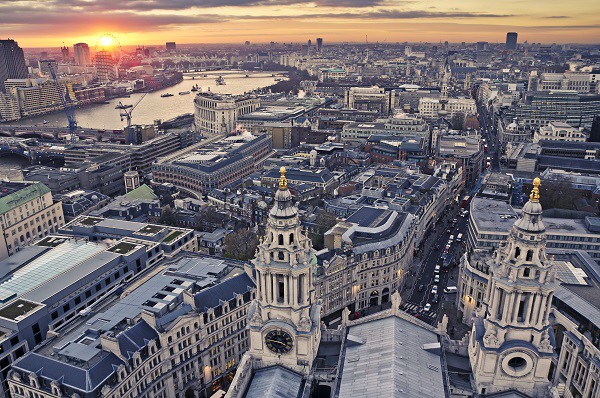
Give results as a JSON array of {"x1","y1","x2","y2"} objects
[{"x1": 1, "y1": 0, "x2": 599, "y2": 47}]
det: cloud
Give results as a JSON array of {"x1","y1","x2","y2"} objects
[
  {"x1": 543, "y1": 15, "x2": 570, "y2": 19},
  {"x1": 238, "y1": 9, "x2": 515, "y2": 20}
]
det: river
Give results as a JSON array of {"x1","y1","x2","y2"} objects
[{"x1": 3, "y1": 70, "x2": 284, "y2": 130}]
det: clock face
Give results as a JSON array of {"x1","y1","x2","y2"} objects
[{"x1": 264, "y1": 329, "x2": 293, "y2": 354}]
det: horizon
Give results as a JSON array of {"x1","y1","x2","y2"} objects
[{"x1": 0, "y1": 0, "x2": 598, "y2": 48}]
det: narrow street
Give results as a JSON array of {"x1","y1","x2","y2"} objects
[{"x1": 401, "y1": 204, "x2": 469, "y2": 325}]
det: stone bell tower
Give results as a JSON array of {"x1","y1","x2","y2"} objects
[
  {"x1": 468, "y1": 178, "x2": 556, "y2": 397},
  {"x1": 246, "y1": 166, "x2": 321, "y2": 374}
]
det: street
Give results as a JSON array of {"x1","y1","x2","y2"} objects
[{"x1": 401, "y1": 204, "x2": 468, "y2": 325}]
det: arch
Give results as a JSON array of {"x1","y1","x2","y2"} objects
[
  {"x1": 526, "y1": 250, "x2": 533, "y2": 262},
  {"x1": 278, "y1": 234, "x2": 284, "y2": 245},
  {"x1": 289, "y1": 233, "x2": 294, "y2": 244},
  {"x1": 369, "y1": 290, "x2": 379, "y2": 307},
  {"x1": 514, "y1": 247, "x2": 521, "y2": 258}
]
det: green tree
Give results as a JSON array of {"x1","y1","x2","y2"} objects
[{"x1": 159, "y1": 206, "x2": 177, "y2": 226}]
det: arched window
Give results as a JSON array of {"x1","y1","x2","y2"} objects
[
  {"x1": 278, "y1": 251, "x2": 284, "y2": 260},
  {"x1": 523, "y1": 267, "x2": 530, "y2": 277},
  {"x1": 526, "y1": 250, "x2": 533, "y2": 262},
  {"x1": 289, "y1": 233, "x2": 294, "y2": 244},
  {"x1": 514, "y1": 247, "x2": 521, "y2": 258},
  {"x1": 278, "y1": 234, "x2": 284, "y2": 245}
]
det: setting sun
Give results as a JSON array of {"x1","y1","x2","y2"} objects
[{"x1": 98, "y1": 35, "x2": 114, "y2": 47}]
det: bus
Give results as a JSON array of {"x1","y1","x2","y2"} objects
[{"x1": 461, "y1": 196, "x2": 471, "y2": 209}]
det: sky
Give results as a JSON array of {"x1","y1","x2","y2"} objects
[{"x1": 1, "y1": 0, "x2": 599, "y2": 48}]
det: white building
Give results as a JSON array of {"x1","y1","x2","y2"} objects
[
  {"x1": 534, "y1": 121, "x2": 588, "y2": 143},
  {"x1": 193, "y1": 92, "x2": 260, "y2": 137},
  {"x1": 418, "y1": 97, "x2": 476, "y2": 121}
]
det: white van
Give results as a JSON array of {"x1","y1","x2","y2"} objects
[
  {"x1": 456, "y1": 233, "x2": 463, "y2": 242},
  {"x1": 449, "y1": 235, "x2": 454, "y2": 243},
  {"x1": 444, "y1": 286, "x2": 458, "y2": 294}
]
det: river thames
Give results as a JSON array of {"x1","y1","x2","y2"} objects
[{"x1": 3, "y1": 70, "x2": 283, "y2": 130}]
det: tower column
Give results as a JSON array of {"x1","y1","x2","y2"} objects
[
  {"x1": 490, "y1": 287, "x2": 501, "y2": 318},
  {"x1": 503, "y1": 292, "x2": 514, "y2": 323},
  {"x1": 524, "y1": 293, "x2": 535, "y2": 324},
  {"x1": 512, "y1": 292, "x2": 522, "y2": 322},
  {"x1": 536, "y1": 294, "x2": 548, "y2": 326},
  {"x1": 543, "y1": 293, "x2": 553, "y2": 323}
]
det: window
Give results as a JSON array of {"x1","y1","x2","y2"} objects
[
  {"x1": 278, "y1": 234, "x2": 284, "y2": 245},
  {"x1": 514, "y1": 247, "x2": 521, "y2": 258},
  {"x1": 526, "y1": 250, "x2": 533, "y2": 262}
]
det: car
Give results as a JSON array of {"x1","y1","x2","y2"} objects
[
  {"x1": 434, "y1": 274, "x2": 440, "y2": 283},
  {"x1": 434, "y1": 265, "x2": 440, "y2": 273},
  {"x1": 431, "y1": 285, "x2": 438, "y2": 294},
  {"x1": 432, "y1": 294, "x2": 439, "y2": 304},
  {"x1": 418, "y1": 284, "x2": 424, "y2": 292},
  {"x1": 423, "y1": 303, "x2": 432, "y2": 312}
]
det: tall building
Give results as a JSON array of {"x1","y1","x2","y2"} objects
[
  {"x1": 469, "y1": 178, "x2": 555, "y2": 396},
  {"x1": 73, "y1": 42, "x2": 91, "y2": 66},
  {"x1": 316, "y1": 37, "x2": 323, "y2": 52},
  {"x1": 166, "y1": 41, "x2": 176, "y2": 51},
  {"x1": 226, "y1": 167, "x2": 321, "y2": 397},
  {"x1": 506, "y1": 32, "x2": 518, "y2": 50},
  {"x1": 476, "y1": 41, "x2": 488, "y2": 51},
  {"x1": 193, "y1": 91, "x2": 260, "y2": 136},
  {"x1": 95, "y1": 50, "x2": 117, "y2": 82},
  {"x1": 0, "y1": 39, "x2": 27, "y2": 92}
]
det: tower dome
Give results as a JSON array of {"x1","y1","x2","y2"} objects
[
  {"x1": 270, "y1": 167, "x2": 298, "y2": 219},
  {"x1": 514, "y1": 177, "x2": 545, "y2": 233}
]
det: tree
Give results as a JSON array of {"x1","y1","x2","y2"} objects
[
  {"x1": 309, "y1": 210, "x2": 338, "y2": 250},
  {"x1": 222, "y1": 229, "x2": 259, "y2": 261},
  {"x1": 159, "y1": 206, "x2": 177, "y2": 226}
]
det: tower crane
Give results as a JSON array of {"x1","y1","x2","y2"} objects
[
  {"x1": 48, "y1": 63, "x2": 77, "y2": 144},
  {"x1": 118, "y1": 92, "x2": 147, "y2": 144}
]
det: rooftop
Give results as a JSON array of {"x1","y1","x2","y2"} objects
[
  {"x1": 0, "y1": 181, "x2": 51, "y2": 214},
  {"x1": 338, "y1": 315, "x2": 446, "y2": 398}
]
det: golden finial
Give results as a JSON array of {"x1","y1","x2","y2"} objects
[
  {"x1": 530, "y1": 177, "x2": 541, "y2": 202},
  {"x1": 279, "y1": 166, "x2": 287, "y2": 189}
]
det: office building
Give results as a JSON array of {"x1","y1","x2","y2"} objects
[
  {"x1": 533, "y1": 121, "x2": 588, "y2": 143},
  {"x1": 476, "y1": 41, "x2": 488, "y2": 51},
  {"x1": 436, "y1": 133, "x2": 484, "y2": 189},
  {"x1": 316, "y1": 37, "x2": 323, "y2": 52},
  {"x1": 466, "y1": 196, "x2": 600, "y2": 261},
  {"x1": 3, "y1": 78, "x2": 64, "y2": 117},
  {"x1": 341, "y1": 113, "x2": 429, "y2": 144},
  {"x1": 73, "y1": 43, "x2": 91, "y2": 66},
  {"x1": 95, "y1": 50, "x2": 117, "y2": 82},
  {"x1": 418, "y1": 96, "x2": 476, "y2": 126},
  {"x1": 166, "y1": 42, "x2": 176, "y2": 51},
  {"x1": 344, "y1": 86, "x2": 394, "y2": 115},
  {"x1": 7, "y1": 251, "x2": 253, "y2": 398},
  {"x1": 193, "y1": 92, "x2": 260, "y2": 137},
  {"x1": 0, "y1": 39, "x2": 27, "y2": 92},
  {"x1": 506, "y1": 32, "x2": 518, "y2": 50},
  {"x1": 153, "y1": 132, "x2": 273, "y2": 197},
  {"x1": 60, "y1": 46, "x2": 69, "y2": 62},
  {"x1": 0, "y1": 181, "x2": 64, "y2": 260}
]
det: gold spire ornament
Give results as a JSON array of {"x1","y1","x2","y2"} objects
[
  {"x1": 279, "y1": 166, "x2": 287, "y2": 189},
  {"x1": 530, "y1": 177, "x2": 541, "y2": 202}
]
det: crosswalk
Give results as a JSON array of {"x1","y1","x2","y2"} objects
[{"x1": 401, "y1": 302, "x2": 437, "y2": 319}]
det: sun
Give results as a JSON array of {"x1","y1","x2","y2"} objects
[{"x1": 99, "y1": 35, "x2": 114, "y2": 47}]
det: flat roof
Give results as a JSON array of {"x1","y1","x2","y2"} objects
[{"x1": 470, "y1": 197, "x2": 518, "y2": 233}]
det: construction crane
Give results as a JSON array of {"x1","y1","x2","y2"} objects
[
  {"x1": 118, "y1": 92, "x2": 147, "y2": 144},
  {"x1": 48, "y1": 63, "x2": 77, "y2": 144}
]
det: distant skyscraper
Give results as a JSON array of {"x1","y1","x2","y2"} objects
[
  {"x1": 0, "y1": 39, "x2": 28, "y2": 92},
  {"x1": 307, "y1": 39, "x2": 312, "y2": 47},
  {"x1": 476, "y1": 41, "x2": 488, "y2": 51},
  {"x1": 61, "y1": 46, "x2": 69, "y2": 63},
  {"x1": 73, "y1": 43, "x2": 91, "y2": 66},
  {"x1": 166, "y1": 42, "x2": 176, "y2": 51},
  {"x1": 506, "y1": 32, "x2": 518, "y2": 50},
  {"x1": 316, "y1": 37, "x2": 323, "y2": 52}
]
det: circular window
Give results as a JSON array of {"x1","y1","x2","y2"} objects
[
  {"x1": 501, "y1": 352, "x2": 533, "y2": 377},
  {"x1": 507, "y1": 356, "x2": 526, "y2": 370}
]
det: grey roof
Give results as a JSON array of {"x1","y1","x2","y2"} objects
[
  {"x1": 338, "y1": 316, "x2": 447, "y2": 398},
  {"x1": 194, "y1": 272, "x2": 254, "y2": 311},
  {"x1": 244, "y1": 366, "x2": 304, "y2": 398},
  {"x1": 12, "y1": 352, "x2": 124, "y2": 394},
  {"x1": 117, "y1": 319, "x2": 159, "y2": 359},
  {"x1": 554, "y1": 284, "x2": 600, "y2": 329},
  {"x1": 346, "y1": 206, "x2": 392, "y2": 228}
]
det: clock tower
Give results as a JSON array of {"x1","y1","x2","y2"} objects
[
  {"x1": 246, "y1": 167, "x2": 321, "y2": 374},
  {"x1": 469, "y1": 178, "x2": 556, "y2": 397}
]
